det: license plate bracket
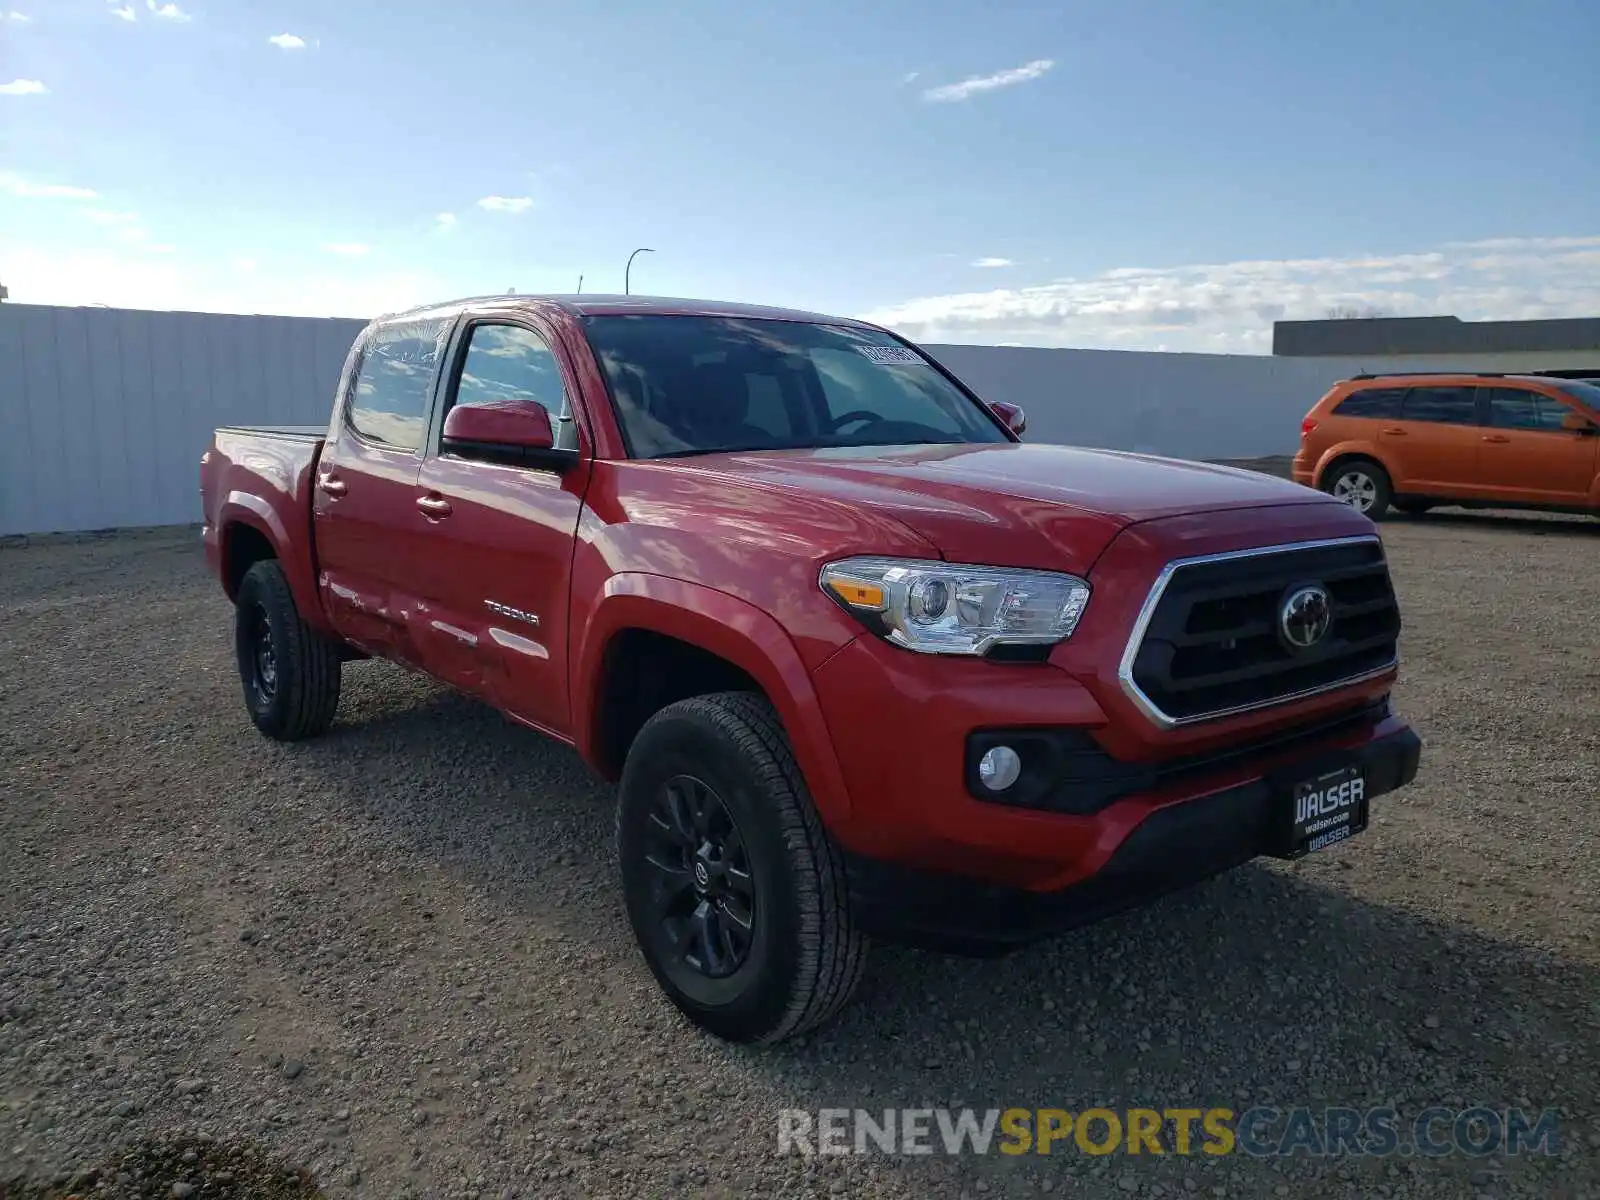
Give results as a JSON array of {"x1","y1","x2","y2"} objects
[{"x1": 1266, "y1": 761, "x2": 1369, "y2": 860}]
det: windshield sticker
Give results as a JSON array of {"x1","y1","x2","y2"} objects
[{"x1": 855, "y1": 345, "x2": 926, "y2": 366}]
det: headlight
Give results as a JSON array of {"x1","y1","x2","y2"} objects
[{"x1": 819, "y1": 556, "x2": 1091, "y2": 656}]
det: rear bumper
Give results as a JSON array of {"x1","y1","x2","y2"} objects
[{"x1": 842, "y1": 724, "x2": 1421, "y2": 954}]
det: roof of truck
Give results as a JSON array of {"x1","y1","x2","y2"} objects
[{"x1": 377, "y1": 293, "x2": 870, "y2": 328}]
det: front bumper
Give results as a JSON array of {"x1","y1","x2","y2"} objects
[{"x1": 843, "y1": 723, "x2": 1420, "y2": 954}]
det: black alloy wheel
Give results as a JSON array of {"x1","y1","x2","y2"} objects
[{"x1": 642, "y1": 774, "x2": 756, "y2": 979}]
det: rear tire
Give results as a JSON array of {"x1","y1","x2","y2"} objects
[
  {"x1": 234, "y1": 560, "x2": 342, "y2": 741},
  {"x1": 1323, "y1": 458, "x2": 1393, "y2": 520},
  {"x1": 616, "y1": 692, "x2": 866, "y2": 1044}
]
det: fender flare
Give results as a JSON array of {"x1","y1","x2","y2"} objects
[
  {"x1": 218, "y1": 492, "x2": 328, "y2": 634},
  {"x1": 572, "y1": 573, "x2": 854, "y2": 826}
]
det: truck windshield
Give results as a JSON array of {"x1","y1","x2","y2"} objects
[{"x1": 581, "y1": 314, "x2": 1010, "y2": 458}]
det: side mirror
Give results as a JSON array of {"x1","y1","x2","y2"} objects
[
  {"x1": 990, "y1": 401, "x2": 1027, "y2": 437},
  {"x1": 1560, "y1": 411, "x2": 1597, "y2": 434},
  {"x1": 442, "y1": 401, "x2": 570, "y2": 466}
]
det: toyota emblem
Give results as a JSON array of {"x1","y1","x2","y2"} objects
[{"x1": 1279, "y1": 585, "x2": 1333, "y2": 651}]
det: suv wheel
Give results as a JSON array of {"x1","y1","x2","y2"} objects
[
  {"x1": 616, "y1": 692, "x2": 866, "y2": 1044},
  {"x1": 1324, "y1": 459, "x2": 1392, "y2": 520}
]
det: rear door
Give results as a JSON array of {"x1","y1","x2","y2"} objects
[
  {"x1": 410, "y1": 315, "x2": 590, "y2": 736},
  {"x1": 312, "y1": 316, "x2": 453, "y2": 664},
  {"x1": 1477, "y1": 386, "x2": 1596, "y2": 504},
  {"x1": 1380, "y1": 385, "x2": 1482, "y2": 496}
]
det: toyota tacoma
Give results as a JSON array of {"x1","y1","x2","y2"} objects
[{"x1": 200, "y1": 294, "x2": 1421, "y2": 1044}]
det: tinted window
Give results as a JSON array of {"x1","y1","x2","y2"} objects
[
  {"x1": 1551, "y1": 379, "x2": 1600, "y2": 414},
  {"x1": 348, "y1": 319, "x2": 449, "y2": 451},
  {"x1": 452, "y1": 323, "x2": 578, "y2": 450},
  {"x1": 1334, "y1": 387, "x2": 1406, "y2": 419},
  {"x1": 1486, "y1": 387, "x2": 1571, "y2": 432},
  {"x1": 582, "y1": 315, "x2": 1008, "y2": 458},
  {"x1": 1402, "y1": 386, "x2": 1478, "y2": 425}
]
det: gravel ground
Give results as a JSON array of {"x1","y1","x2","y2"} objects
[{"x1": 2, "y1": 512, "x2": 1597, "y2": 1199}]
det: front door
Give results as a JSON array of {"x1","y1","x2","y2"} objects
[
  {"x1": 312, "y1": 317, "x2": 452, "y2": 666},
  {"x1": 411, "y1": 318, "x2": 590, "y2": 737},
  {"x1": 1381, "y1": 385, "x2": 1483, "y2": 497},
  {"x1": 1477, "y1": 386, "x2": 1597, "y2": 505}
]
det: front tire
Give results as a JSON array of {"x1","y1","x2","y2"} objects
[
  {"x1": 616, "y1": 692, "x2": 866, "y2": 1044},
  {"x1": 234, "y1": 560, "x2": 342, "y2": 741},
  {"x1": 1323, "y1": 458, "x2": 1393, "y2": 520}
]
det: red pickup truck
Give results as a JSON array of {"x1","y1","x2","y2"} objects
[{"x1": 201, "y1": 294, "x2": 1421, "y2": 1044}]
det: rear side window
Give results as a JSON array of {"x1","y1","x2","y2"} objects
[
  {"x1": 1333, "y1": 387, "x2": 1406, "y2": 419},
  {"x1": 1402, "y1": 386, "x2": 1478, "y2": 426},
  {"x1": 1487, "y1": 387, "x2": 1575, "y2": 432},
  {"x1": 348, "y1": 318, "x2": 450, "y2": 451}
]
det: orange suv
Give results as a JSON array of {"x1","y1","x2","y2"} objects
[{"x1": 1294, "y1": 373, "x2": 1600, "y2": 519}]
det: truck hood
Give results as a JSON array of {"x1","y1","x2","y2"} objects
[{"x1": 684, "y1": 442, "x2": 1340, "y2": 573}]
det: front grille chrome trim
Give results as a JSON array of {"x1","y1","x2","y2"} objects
[{"x1": 1117, "y1": 535, "x2": 1397, "y2": 729}]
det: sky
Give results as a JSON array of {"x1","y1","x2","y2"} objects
[{"x1": 2, "y1": 0, "x2": 1597, "y2": 352}]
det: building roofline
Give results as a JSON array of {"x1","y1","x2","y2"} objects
[{"x1": 1273, "y1": 314, "x2": 1600, "y2": 357}]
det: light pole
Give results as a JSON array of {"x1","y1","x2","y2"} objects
[{"x1": 624, "y1": 247, "x2": 654, "y2": 295}]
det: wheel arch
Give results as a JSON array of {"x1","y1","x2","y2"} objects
[
  {"x1": 1315, "y1": 443, "x2": 1392, "y2": 491},
  {"x1": 573, "y1": 575, "x2": 854, "y2": 827}
]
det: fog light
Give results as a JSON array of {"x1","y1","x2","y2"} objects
[{"x1": 978, "y1": 745, "x2": 1022, "y2": 791}]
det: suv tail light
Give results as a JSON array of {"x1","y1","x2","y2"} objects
[{"x1": 1300, "y1": 418, "x2": 1319, "y2": 438}]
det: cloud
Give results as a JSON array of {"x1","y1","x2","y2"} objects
[
  {"x1": 859, "y1": 236, "x2": 1600, "y2": 353},
  {"x1": 145, "y1": 0, "x2": 189, "y2": 21},
  {"x1": 434, "y1": 212, "x2": 457, "y2": 232},
  {"x1": 82, "y1": 208, "x2": 140, "y2": 224},
  {"x1": 0, "y1": 238, "x2": 448, "y2": 318},
  {"x1": 322, "y1": 242, "x2": 371, "y2": 257},
  {"x1": 0, "y1": 78, "x2": 48, "y2": 95},
  {"x1": 900, "y1": 71, "x2": 920, "y2": 85},
  {"x1": 268, "y1": 32, "x2": 306, "y2": 49},
  {"x1": 971, "y1": 257, "x2": 1014, "y2": 268},
  {"x1": 922, "y1": 59, "x2": 1054, "y2": 103},
  {"x1": 0, "y1": 172, "x2": 96, "y2": 199},
  {"x1": 476, "y1": 195, "x2": 533, "y2": 214},
  {"x1": 4, "y1": 11, "x2": 30, "y2": 23},
  {"x1": 109, "y1": 3, "x2": 135, "y2": 19}
]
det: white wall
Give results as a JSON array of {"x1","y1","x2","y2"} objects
[
  {"x1": 0, "y1": 304, "x2": 365, "y2": 536},
  {"x1": 925, "y1": 343, "x2": 1366, "y2": 461},
  {"x1": 6, "y1": 302, "x2": 1584, "y2": 536}
]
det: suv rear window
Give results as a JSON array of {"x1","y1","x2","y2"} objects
[{"x1": 1333, "y1": 387, "x2": 1406, "y2": 419}]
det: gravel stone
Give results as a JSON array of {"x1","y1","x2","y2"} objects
[{"x1": 1, "y1": 516, "x2": 1597, "y2": 1199}]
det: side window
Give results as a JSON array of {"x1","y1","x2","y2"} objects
[
  {"x1": 451, "y1": 323, "x2": 578, "y2": 451},
  {"x1": 1487, "y1": 387, "x2": 1572, "y2": 432},
  {"x1": 1401, "y1": 386, "x2": 1478, "y2": 426},
  {"x1": 1333, "y1": 387, "x2": 1406, "y2": 419},
  {"x1": 347, "y1": 318, "x2": 449, "y2": 451}
]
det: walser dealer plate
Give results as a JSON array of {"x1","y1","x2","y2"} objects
[{"x1": 1270, "y1": 763, "x2": 1369, "y2": 860}]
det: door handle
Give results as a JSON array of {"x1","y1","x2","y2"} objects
[
  {"x1": 416, "y1": 494, "x2": 453, "y2": 519},
  {"x1": 1380, "y1": 427, "x2": 1408, "y2": 436},
  {"x1": 1482, "y1": 434, "x2": 1511, "y2": 444},
  {"x1": 317, "y1": 472, "x2": 348, "y2": 497}
]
